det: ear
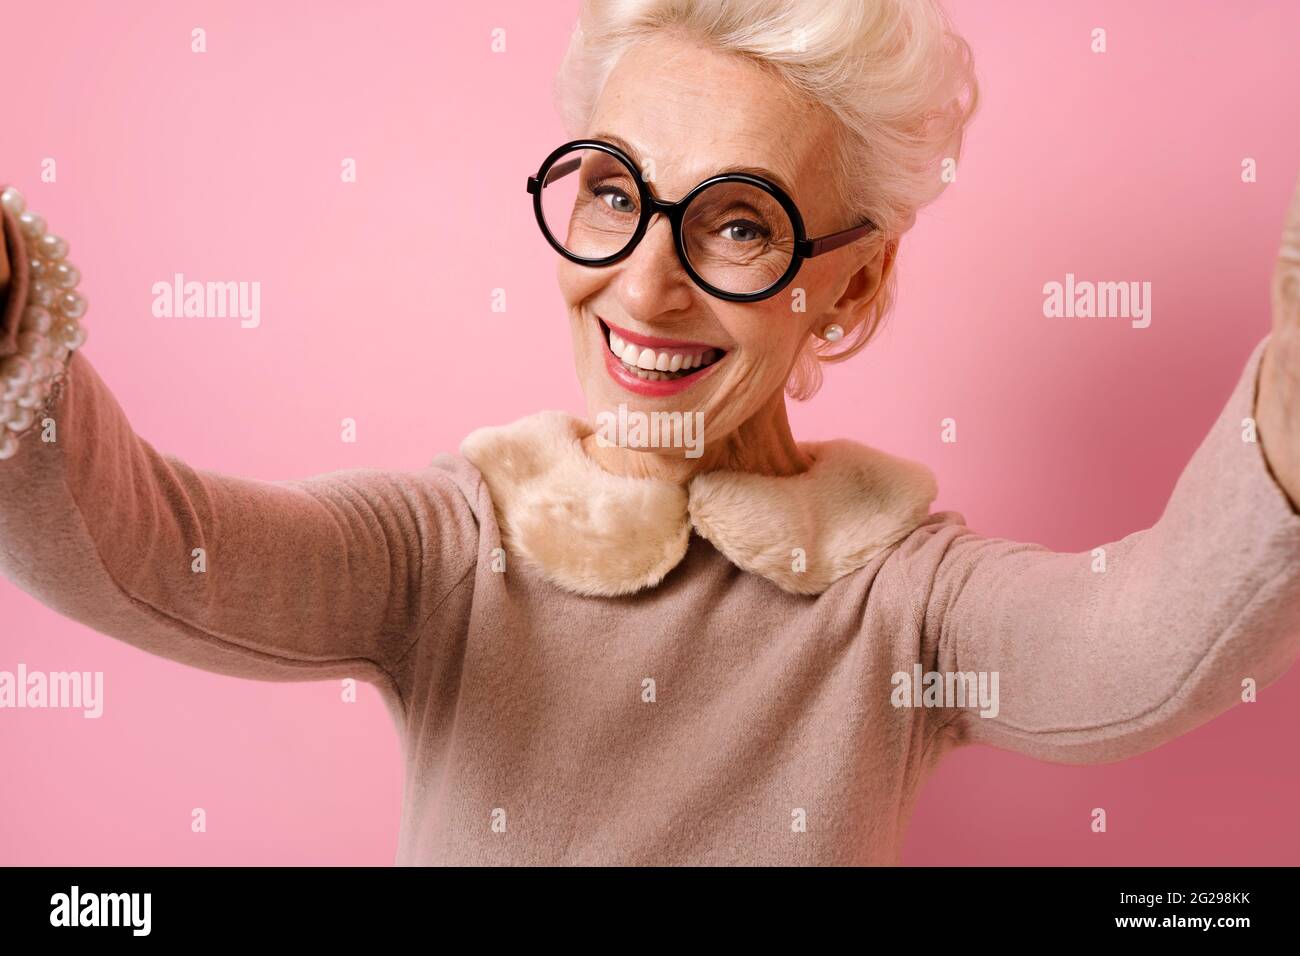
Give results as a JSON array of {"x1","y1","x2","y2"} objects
[{"x1": 817, "y1": 238, "x2": 895, "y2": 337}]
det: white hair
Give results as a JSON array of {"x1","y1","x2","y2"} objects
[{"x1": 553, "y1": 0, "x2": 979, "y2": 398}]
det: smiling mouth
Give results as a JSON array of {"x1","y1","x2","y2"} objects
[{"x1": 598, "y1": 319, "x2": 727, "y2": 382}]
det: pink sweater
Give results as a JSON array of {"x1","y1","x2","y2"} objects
[{"x1": 2, "y1": 205, "x2": 1299, "y2": 865}]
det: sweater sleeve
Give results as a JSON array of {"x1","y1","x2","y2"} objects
[
  {"x1": 0, "y1": 208, "x2": 479, "y2": 716},
  {"x1": 915, "y1": 334, "x2": 1300, "y2": 764}
]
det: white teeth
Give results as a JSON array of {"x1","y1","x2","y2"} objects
[{"x1": 603, "y1": 323, "x2": 722, "y2": 379}]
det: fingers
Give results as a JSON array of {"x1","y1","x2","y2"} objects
[{"x1": 1274, "y1": 173, "x2": 1300, "y2": 333}]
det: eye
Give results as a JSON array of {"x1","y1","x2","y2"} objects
[
  {"x1": 595, "y1": 187, "x2": 637, "y2": 214},
  {"x1": 721, "y1": 220, "x2": 769, "y2": 243}
]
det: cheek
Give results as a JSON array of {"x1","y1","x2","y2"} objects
[
  {"x1": 558, "y1": 262, "x2": 608, "y2": 379},
  {"x1": 725, "y1": 301, "x2": 812, "y2": 371},
  {"x1": 556, "y1": 258, "x2": 605, "y2": 309},
  {"x1": 791, "y1": 263, "x2": 839, "y2": 320}
]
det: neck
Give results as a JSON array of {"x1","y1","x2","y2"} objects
[{"x1": 581, "y1": 389, "x2": 813, "y2": 485}]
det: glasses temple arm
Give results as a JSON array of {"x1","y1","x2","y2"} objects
[
  {"x1": 543, "y1": 157, "x2": 582, "y2": 186},
  {"x1": 804, "y1": 220, "x2": 877, "y2": 258}
]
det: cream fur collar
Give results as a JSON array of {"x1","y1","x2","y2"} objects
[{"x1": 459, "y1": 411, "x2": 938, "y2": 597}]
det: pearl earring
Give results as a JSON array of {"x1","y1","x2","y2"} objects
[{"x1": 821, "y1": 324, "x2": 844, "y2": 343}]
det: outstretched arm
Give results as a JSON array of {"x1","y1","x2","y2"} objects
[
  {"x1": 915, "y1": 176, "x2": 1300, "y2": 764},
  {"x1": 0, "y1": 189, "x2": 479, "y2": 720},
  {"x1": 1258, "y1": 176, "x2": 1300, "y2": 511}
]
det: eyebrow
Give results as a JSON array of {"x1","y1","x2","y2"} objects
[{"x1": 589, "y1": 130, "x2": 799, "y2": 199}]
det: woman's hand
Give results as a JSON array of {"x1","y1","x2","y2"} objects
[{"x1": 1258, "y1": 175, "x2": 1300, "y2": 513}]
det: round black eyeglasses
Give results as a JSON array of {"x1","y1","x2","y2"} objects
[{"x1": 526, "y1": 139, "x2": 877, "y2": 303}]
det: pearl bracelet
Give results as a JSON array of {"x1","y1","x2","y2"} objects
[{"x1": 0, "y1": 186, "x2": 88, "y2": 460}]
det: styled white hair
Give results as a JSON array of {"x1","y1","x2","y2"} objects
[{"x1": 553, "y1": 0, "x2": 979, "y2": 398}]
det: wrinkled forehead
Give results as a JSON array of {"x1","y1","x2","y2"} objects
[{"x1": 585, "y1": 34, "x2": 833, "y2": 205}]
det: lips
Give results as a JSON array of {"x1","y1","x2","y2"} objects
[
  {"x1": 600, "y1": 319, "x2": 725, "y2": 380},
  {"x1": 595, "y1": 318, "x2": 727, "y2": 398}
]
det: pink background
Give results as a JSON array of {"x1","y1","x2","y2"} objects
[{"x1": 2, "y1": 0, "x2": 1299, "y2": 865}]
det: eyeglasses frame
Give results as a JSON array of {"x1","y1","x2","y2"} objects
[{"x1": 525, "y1": 138, "x2": 877, "y2": 303}]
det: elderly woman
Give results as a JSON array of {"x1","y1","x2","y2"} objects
[{"x1": 1, "y1": 0, "x2": 1298, "y2": 866}]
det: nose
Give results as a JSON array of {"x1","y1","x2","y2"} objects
[{"x1": 610, "y1": 212, "x2": 694, "y2": 324}]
